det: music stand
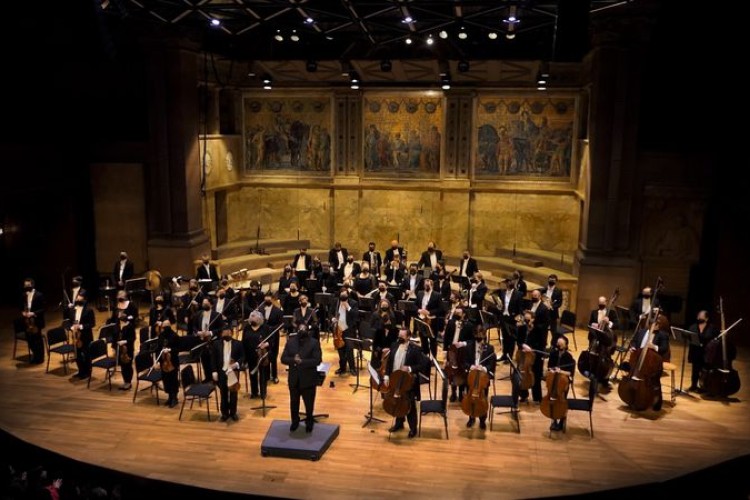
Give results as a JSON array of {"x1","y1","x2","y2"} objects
[
  {"x1": 397, "y1": 300, "x2": 417, "y2": 327},
  {"x1": 671, "y1": 327, "x2": 701, "y2": 399},
  {"x1": 301, "y1": 362, "x2": 330, "y2": 422},
  {"x1": 141, "y1": 337, "x2": 160, "y2": 356},
  {"x1": 363, "y1": 362, "x2": 387, "y2": 428},
  {"x1": 358, "y1": 296, "x2": 375, "y2": 312},
  {"x1": 305, "y1": 278, "x2": 318, "y2": 294},
  {"x1": 451, "y1": 275, "x2": 470, "y2": 290},
  {"x1": 387, "y1": 285, "x2": 402, "y2": 300},
  {"x1": 421, "y1": 268, "x2": 432, "y2": 279},
  {"x1": 250, "y1": 352, "x2": 277, "y2": 416},
  {"x1": 314, "y1": 293, "x2": 333, "y2": 340},
  {"x1": 346, "y1": 337, "x2": 368, "y2": 393},
  {"x1": 413, "y1": 316, "x2": 435, "y2": 357}
]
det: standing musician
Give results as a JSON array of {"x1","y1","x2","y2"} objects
[
  {"x1": 214, "y1": 286, "x2": 238, "y2": 328},
  {"x1": 242, "y1": 311, "x2": 270, "y2": 399},
  {"x1": 114, "y1": 311, "x2": 135, "y2": 391},
  {"x1": 261, "y1": 291, "x2": 284, "y2": 384},
  {"x1": 518, "y1": 310, "x2": 548, "y2": 403},
  {"x1": 372, "y1": 299, "x2": 398, "y2": 366},
  {"x1": 384, "y1": 328, "x2": 426, "y2": 439},
  {"x1": 196, "y1": 254, "x2": 220, "y2": 283},
  {"x1": 541, "y1": 274, "x2": 563, "y2": 341},
  {"x1": 587, "y1": 296, "x2": 618, "y2": 387},
  {"x1": 687, "y1": 310, "x2": 718, "y2": 392},
  {"x1": 19, "y1": 278, "x2": 46, "y2": 364},
  {"x1": 328, "y1": 242, "x2": 348, "y2": 273},
  {"x1": 362, "y1": 242, "x2": 383, "y2": 277},
  {"x1": 62, "y1": 276, "x2": 86, "y2": 319},
  {"x1": 281, "y1": 317, "x2": 323, "y2": 433},
  {"x1": 156, "y1": 319, "x2": 180, "y2": 408},
  {"x1": 627, "y1": 311, "x2": 670, "y2": 411},
  {"x1": 353, "y1": 264, "x2": 377, "y2": 299},
  {"x1": 310, "y1": 256, "x2": 323, "y2": 283},
  {"x1": 66, "y1": 291, "x2": 95, "y2": 379},
  {"x1": 512, "y1": 270, "x2": 527, "y2": 297},
  {"x1": 330, "y1": 289, "x2": 359, "y2": 376},
  {"x1": 179, "y1": 280, "x2": 205, "y2": 332},
  {"x1": 293, "y1": 294, "x2": 319, "y2": 339},
  {"x1": 374, "y1": 280, "x2": 396, "y2": 307},
  {"x1": 443, "y1": 307, "x2": 474, "y2": 402},
  {"x1": 547, "y1": 336, "x2": 575, "y2": 431},
  {"x1": 418, "y1": 241, "x2": 443, "y2": 271},
  {"x1": 211, "y1": 327, "x2": 245, "y2": 421},
  {"x1": 384, "y1": 240, "x2": 405, "y2": 264},
  {"x1": 112, "y1": 251, "x2": 134, "y2": 290},
  {"x1": 415, "y1": 279, "x2": 441, "y2": 356},
  {"x1": 629, "y1": 287, "x2": 659, "y2": 330},
  {"x1": 457, "y1": 251, "x2": 479, "y2": 288},
  {"x1": 460, "y1": 325, "x2": 496, "y2": 429},
  {"x1": 384, "y1": 257, "x2": 406, "y2": 288},
  {"x1": 316, "y1": 262, "x2": 338, "y2": 293},
  {"x1": 339, "y1": 255, "x2": 361, "y2": 286},
  {"x1": 243, "y1": 281, "x2": 264, "y2": 312},
  {"x1": 149, "y1": 295, "x2": 175, "y2": 340},
  {"x1": 401, "y1": 263, "x2": 423, "y2": 300},
  {"x1": 291, "y1": 248, "x2": 312, "y2": 284},
  {"x1": 468, "y1": 272, "x2": 488, "y2": 310},
  {"x1": 193, "y1": 297, "x2": 223, "y2": 383},
  {"x1": 111, "y1": 290, "x2": 138, "y2": 325},
  {"x1": 435, "y1": 270, "x2": 452, "y2": 301},
  {"x1": 497, "y1": 276, "x2": 523, "y2": 363},
  {"x1": 529, "y1": 290, "x2": 551, "y2": 336},
  {"x1": 282, "y1": 282, "x2": 302, "y2": 316},
  {"x1": 277, "y1": 266, "x2": 299, "y2": 304}
]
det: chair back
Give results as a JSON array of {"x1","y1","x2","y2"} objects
[
  {"x1": 135, "y1": 351, "x2": 153, "y2": 373},
  {"x1": 588, "y1": 378, "x2": 599, "y2": 408},
  {"x1": 510, "y1": 366, "x2": 522, "y2": 405},
  {"x1": 88, "y1": 339, "x2": 108, "y2": 360},
  {"x1": 46, "y1": 327, "x2": 68, "y2": 346},
  {"x1": 439, "y1": 376, "x2": 449, "y2": 406},
  {"x1": 181, "y1": 365, "x2": 196, "y2": 389},
  {"x1": 560, "y1": 310, "x2": 576, "y2": 329}
]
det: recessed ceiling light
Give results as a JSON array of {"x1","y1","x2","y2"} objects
[
  {"x1": 439, "y1": 30, "x2": 448, "y2": 39},
  {"x1": 488, "y1": 31, "x2": 498, "y2": 40},
  {"x1": 210, "y1": 19, "x2": 220, "y2": 27},
  {"x1": 405, "y1": 37, "x2": 412, "y2": 45}
]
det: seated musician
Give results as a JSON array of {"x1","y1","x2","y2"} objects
[
  {"x1": 547, "y1": 336, "x2": 575, "y2": 431},
  {"x1": 415, "y1": 279, "x2": 441, "y2": 356},
  {"x1": 460, "y1": 325, "x2": 496, "y2": 430},
  {"x1": 242, "y1": 311, "x2": 270, "y2": 399},
  {"x1": 374, "y1": 281, "x2": 396, "y2": 308},
  {"x1": 687, "y1": 310, "x2": 718, "y2": 392},
  {"x1": 384, "y1": 328, "x2": 427, "y2": 439},
  {"x1": 384, "y1": 257, "x2": 405, "y2": 288},
  {"x1": 353, "y1": 264, "x2": 377, "y2": 299},
  {"x1": 443, "y1": 307, "x2": 474, "y2": 402},
  {"x1": 587, "y1": 296, "x2": 618, "y2": 387},
  {"x1": 293, "y1": 294, "x2": 319, "y2": 340},
  {"x1": 66, "y1": 291, "x2": 95, "y2": 380},
  {"x1": 339, "y1": 255, "x2": 361, "y2": 286},
  {"x1": 156, "y1": 319, "x2": 180, "y2": 408},
  {"x1": 627, "y1": 311, "x2": 670, "y2": 411}
]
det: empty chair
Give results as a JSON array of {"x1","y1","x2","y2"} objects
[
  {"x1": 87, "y1": 339, "x2": 117, "y2": 390},
  {"x1": 45, "y1": 326, "x2": 75, "y2": 374},
  {"x1": 489, "y1": 367, "x2": 521, "y2": 433},
  {"x1": 418, "y1": 375, "x2": 449, "y2": 439},
  {"x1": 12, "y1": 318, "x2": 30, "y2": 360},
  {"x1": 565, "y1": 378, "x2": 598, "y2": 437},
  {"x1": 179, "y1": 365, "x2": 218, "y2": 421},
  {"x1": 133, "y1": 351, "x2": 162, "y2": 405},
  {"x1": 555, "y1": 310, "x2": 577, "y2": 351}
]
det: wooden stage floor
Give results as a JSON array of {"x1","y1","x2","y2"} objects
[{"x1": 1, "y1": 307, "x2": 749, "y2": 499}]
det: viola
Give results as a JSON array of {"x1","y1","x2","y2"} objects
[
  {"x1": 700, "y1": 297, "x2": 741, "y2": 397},
  {"x1": 383, "y1": 369, "x2": 414, "y2": 418},
  {"x1": 540, "y1": 370, "x2": 569, "y2": 420}
]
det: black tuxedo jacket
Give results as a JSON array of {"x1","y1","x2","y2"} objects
[
  {"x1": 66, "y1": 305, "x2": 95, "y2": 348},
  {"x1": 384, "y1": 266, "x2": 405, "y2": 285},
  {"x1": 517, "y1": 321, "x2": 547, "y2": 351},
  {"x1": 687, "y1": 322, "x2": 719, "y2": 363},
  {"x1": 192, "y1": 310, "x2": 224, "y2": 336},
  {"x1": 338, "y1": 262, "x2": 361, "y2": 282},
  {"x1": 629, "y1": 297, "x2": 660, "y2": 325},
  {"x1": 292, "y1": 254, "x2": 313, "y2": 271},
  {"x1": 261, "y1": 304, "x2": 284, "y2": 331},
  {"x1": 457, "y1": 258, "x2": 478, "y2": 278},
  {"x1": 21, "y1": 290, "x2": 46, "y2": 329},
  {"x1": 241, "y1": 324, "x2": 267, "y2": 368},
  {"x1": 385, "y1": 247, "x2": 405, "y2": 264},
  {"x1": 386, "y1": 341, "x2": 427, "y2": 400},
  {"x1": 211, "y1": 338, "x2": 245, "y2": 382},
  {"x1": 328, "y1": 299, "x2": 359, "y2": 332},
  {"x1": 541, "y1": 286, "x2": 563, "y2": 318},
  {"x1": 418, "y1": 250, "x2": 443, "y2": 269},
  {"x1": 630, "y1": 328, "x2": 670, "y2": 360},
  {"x1": 463, "y1": 341, "x2": 497, "y2": 376},
  {"x1": 293, "y1": 306, "x2": 318, "y2": 331},
  {"x1": 362, "y1": 251, "x2": 383, "y2": 275},
  {"x1": 415, "y1": 290, "x2": 441, "y2": 317},
  {"x1": 196, "y1": 264, "x2": 220, "y2": 281},
  {"x1": 149, "y1": 306, "x2": 176, "y2": 327},
  {"x1": 282, "y1": 335, "x2": 322, "y2": 389},
  {"x1": 496, "y1": 289, "x2": 523, "y2": 318},
  {"x1": 401, "y1": 273, "x2": 423, "y2": 297},
  {"x1": 443, "y1": 319, "x2": 475, "y2": 351},
  {"x1": 112, "y1": 259, "x2": 134, "y2": 285},
  {"x1": 588, "y1": 309, "x2": 618, "y2": 330},
  {"x1": 328, "y1": 248, "x2": 348, "y2": 270},
  {"x1": 469, "y1": 282, "x2": 488, "y2": 308},
  {"x1": 531, "y1": 302, "x2": 550, "y2": 334},
  {"x1": 548, "y1": 350, "x2": 575, "y2": 373}
]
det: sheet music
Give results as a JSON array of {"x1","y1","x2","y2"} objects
[
  {"x1": 226, "y1": 368, "x2": 239, "y2": 387},
  {"x1": 367, "y1": 363, "x2": 380, "y2": 385}
]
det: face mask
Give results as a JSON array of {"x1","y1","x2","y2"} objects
[
  {"x1": 697, "y1": 318, "x2": 706, "y2": 324},
  {"x1": 424, "y1": 286, "x2": 431, "y2": 291},
  {"x1": 532, "y1": 297, "x2": 540, "y2": 303},
  {"x1": 203, "y1": 260, "x2": 210, "y2": 265},
  {"x1": 223, "y1": 336, "x2": 232, "y2": 342},
  {"x1": 265, "y1": 299, "x2": 272, "y2": 305},
  {"x1": 190, "y1": 287, "x2": 199, "y2": 293},
  {"x1": 463, "y1": 254, "x2": 469, "y2": 259},
  {"x1": 347, "y1": 258, "x2": 354, "y2": 263},
  {"x1": 120, "y1": 256, "x2": 127, "y2": 261},
  {"x1": 475, "y1": 337, "x2": 484, "y2": 343},
  {"x1": 548, "y1": 281, "x2": 556, "y2": 286},
  {"x1": 398, "y1": 336, "x2": 407, "y2": 344},
  {"x1": 75, "y1": 300, "x2": 85, "y2": 306},
  {"x1": 218, "y1": 294, "x2": 225, "y2": 299},
  {"x1": 438, "y1": 275, "x2": 445, "y2": 280},
  {"x1": 379, "y1": 288, "x2": 386, "y2": 293},
  {"x1": 203, "y1": 304, "x2": 211, "y2": 311},
  {"x1": 410, "y1": 270, "x2": 417, "y2": 275},
  {"x1": 453, "y1": 314, "x2": 462, "y2": 321},
  {"x1": 290, "y1": 288, "x2": 297, "y2": 293},
  {"x1": 340, "y1": 295, "x2": 348, "y2": 301},
  {"x1": 643, "y1": 295, "x2": 651, "y2": 299},
  {"x1": 24, "y1": 286, "x2": 32, "y2": 292},
  {"x1": 118, "y1": 298, "x2": 126, "y2": 303},
  {"x1": 598, "y1": 304, "x2": 606, "y2": 310}
]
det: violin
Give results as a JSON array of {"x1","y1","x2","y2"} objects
[
  {"x1": 253, "y1": 324, "x2": 283, "y2": 373},
  {"x1": 162, "y1": 349, "x2": 175, "y2": 373},
  {"x1": 461, "y1": 352, "x2": 494, "y2": 419},
  {"x1": 540, "y1": 369, "x2": 570, "y2": 421},
  {"x1": 383, "y1": 368, "x2": 414, "y2": 418},
  {"x1": 700, "y1": 297, "x2": 742, "y2": 397}
]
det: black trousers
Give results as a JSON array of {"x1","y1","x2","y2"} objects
[
  {"x1": 200, "y1": 349, "x2": 213, "y2": 382},
  {"x1": 162, "y1": 367, "x2": 179, "y2": 399},
  {"x1": 120, "y1": 358, "x2": 133, "y2": 384},
  {"x1": 395, "y1": 398, "x2": 418, "y2": 430},
  {"x1": 219, "y1": 381, "x2": 239, "y2": 416},
  {"x1": 289, "y1": 384, "x2": 316, "y2": 425},
  {"x1": 27, "y1": 330, "x2": 44, "y2": 363},
  {"x1": 269, "y1": 342, "x2": 280, "y2": 380},
  {"x1": 337, "y1": 329, "x2": 355, "y2": 371},
  {"x1": 500, "y1": 316, "x2": 517, "y2": 357},
  {"x1": 690, "y1": 359, "x2": 705, "y2": 387},
  {"x1": 549, "y1": 316, "x2": 560, "y2": 343},
  {"x1": 75, "y1": 347, "x2": 91, "y2": 378}
]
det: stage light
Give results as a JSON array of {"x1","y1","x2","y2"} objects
[
  {"x1": 504, "y1": 5, "x2": 519, "y2": 24},
  {"x1": 458, "y1": 27, "x2": 468, "y2": 40},
  {"x1": 274, "y1": 30, "x2": 283, "y2": 42},
  {"x1": 441, "y1": 75, "x2": 451, "y2": 90},
  {"x1": 439, "y1": 30, "x2": 448, "y2": 39},
  {"x1": 506, "y1": 24, "x2": 516, "y2": 40},
  {"x1": 380, "y1": 59, "x2": 392, "y2": 72},
  {"x1": 426, "y1": 34, "x2": 434, "y2": 45},
  {"x1": 305, "y1": 17, "x2": 314, "y2": 24},
  {"x1": 402, "y1": 16, "x2": 413, "y2": 23},
  {"x1": 488, "y1": 31, "x2": 498, "y2": 40},
  {"x1": 405, "y1": 37, "x2": 413, "y2": 45},
  {"x1": 290, "y1": 30, "x2": 300, "y2": 42},
  {"x1": 349, "y1": 71, "x2": 360, "y2": 83},
  {"x1": 210, "y1": 19, "x2": 221, "y2": 27},
  {"x1": 458, "y1": 60, "x2": 470, "y2": 73},
  {"x1": 262, "y1": 75, "x2": 272, "y2": 90}
]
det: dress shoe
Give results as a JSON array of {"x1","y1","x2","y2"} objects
[
  {"x1": 273, "y1": 377, "x2": 279, "y2": 384},
  {"x1": 519, "y1": 397, "x2": 529, "y2": 404},
  {"x1": 388, "y1": 424, "x2": 404, "y2": 433},
  {"x1": 119, "y1": 383, "x2": 132, "y2": 391},
  {"x1": 290, "y1": 421, "x2": 300, "y2": 431},
  {"x1": 479, "y1": 420, "x2": 487, "y2": 430},
  {"x1": 407, "y1": 429, "x2": 417, "y2": 439},
  {"x1": 466, "y1": 417, "x2": 475, "y2": 428},
  {"x1": 250, "y1": 394, "x2": 260, "y2": 399},
  {"x1": 231, "y1": 414, "x2": 239, "y2": 421},
  {"x1": 169, "y1": 399, "x2": 179, "y2": 408},
  {"x1": 335, "y1": 369, "x2": 345, "y2": 375},
  {"x1": 220, "y1": 415, "x2": 229, "y2": 422},
  {"x1": 305, "y1": 422, "x2": 314, "y2": 433},
  {"x1": 688, "y1": 385, "x2": 698, "y2": 392},
  {"x1": 349, "y1": 370, "x2": 358, "y2": 376},
  {"x1": 653, "y1": 400, "x2": 663, "y2": 412},
  {"x1": 449, "y1": 393, "x2": 457, "y2": 403}
]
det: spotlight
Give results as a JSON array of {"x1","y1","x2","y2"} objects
[
  {"x1": 351, "y1": 83, "x2": 360, "y2": 90},
  {"x1": 274, "y1": 30, "x2": 283, "y2": 42},
  {"x1": 504, "y1": 5, "x2": 520, "y2": 24},
  {"x1": 306, "y1": 60, "x2": 318, "y2": 72},
  {"x1": 305, "y1": 17, "x2": 314, "y2": 24},
  {"x1": 380, "y1": 59, "x2": 392, "y2": 72},
  {"x1": 458, "y1": 60, "x2": 470, "y2": 73},
  {"x1": 405, "y1": 37, "x2": 412, "y2": 45},
  {"x1": 349, "y1": 71, "x2": 360, "y2": 84},
  {"x1": 506, "y1": 24, "x2": 516, "y2": 40},
  {"x1": 426, "y1": 34, "x2": 434, "y2": 45},
  {"x1": 210, "y1": 19, "x2": 221, "y2": 27},
  {"x1": 290, "y1": 30, "x2": 300, "y2": 42},
  {"x1": 441, "y1": 75, "x2": 451, "y2": 90},
  {"x1": 488, "y1": 31, "x2": 498, "y2": 40},
  {"x1": 439, "y1": 30, "x2": 448, "y2": 39},
  {"x1": 537, "y1": 85, "x2": 546, "y2": 91},
  {"x1": 402, "y1": 16, "x2": 413, "y2": 23},
  {"x1": 458, "y1": 27, "x2": 468, "y2": 40}
]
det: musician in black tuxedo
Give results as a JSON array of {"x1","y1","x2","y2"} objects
[
  {"x1": 293, "y1": 294, "x2": 319, "y2": 339},
  {"x1": 149, "y1": 295, "x2": 176, "y2": 339},
  {"x1": 328, "y1": 242, "x2": 348, "y2": 272},
  {"x1": 518, "y1": 309, "x2": 548, "y2": 403},
  {"x1": 435, "y1": 270, "x2": 452, "y2": 301},
  {"x1": 339, "y1": 255, "x2": 361, "y2": 284},
  {"x1": 496, "y1": 277, "x2": 523, "y2": 362},
  {"x1": 372, "y1": 302, "x2": 398, "y2": 365},
  {"x1": 281, "y1": 323, "x2": 323, "y2": 432},
  {"x1": 541, "y1": 274, "x2": 563, "y2": 341},
  {"x1": 415, "y1": 279, "x2": 441, "y2": 356},
  {"x1": 384, "y1": 328, "x2": 427, "y2": 438},
  {"x1": 316, "y1": 262, "x2": 338, "y2": 293},
  {"x1": 461, "y1": 326, "x2": 496, "y2": 430},
  {"x1": 156, "y1": 319, "x2": 180, "y2": 407},
  {"x1": 196, "y1": 254, "x2": 220, "y2": 282},
  {"x1": 629, "y1": 287, "x2": 660, "y2": 330},
  {"x1": 180, "y1": 281, "x2": 205, "y2": 332},
  {"x1": 374, "y1": 281, "x2": 396, "y2": 307},
  {"x1": 547, "y1": 336, "x2": 575, "y2": 431},
  {"x1": 687, "y1": 310, "x2": 719, "y2": 392},
  {"x1": 384, "y1": 258, "x2": 406, "y2": 287},
  {"x1": 401, "y1": 264, "x2": 423, "y2": 300},
  {"x1": 443, "y1": 307, "x2": 474, "y2": 401},
  {"x1": 418, "y1": 242, "x2": 443, "y2": 270},
  {"x1": 362, "y1": 242, "x2": 383, "y2": 277},
  {"x1": 19, "y1": 278, "x2": 46, "y2": 364},
  {"x1": 384, "y1": 240, "x2": 405, "y2": 265},
  {"x1": 242, "y1": 311, "x2": 270, "y2": 399},
  {"x1": 588, "y1": 296, "x2": 618, "y2": 350},
  {"x1": 66, "y1": 291, "x2": 95, "y2": 379},
  {"x1": 291, "y1": 248, "x2": 313, "y2": 283},
  {"x1": 260, "y1": 291, "x2": 284, "y2": 383},
  {"x1": 63, "y1": 276, "x2": 86, "y2": 318},
  {"x1": 211, "y1": 328, "x2": 245, "y2": 421},
  {"x1": 457, "y1": 251, "x2": 479, "y2": 285},
  {"x1": 243, "y1": 281, "x2": 264, "y2": 312},
  {"x1": 512, "y1": 270, "x2": 527, "y2": 297},
  {"x1": 114, "y1": 311, "x2": 136, "y2": 390},
  {"x1": 193, "y1": 298, "x2": 223, "y2": 382},
  {"x1": 627, "y1": 313, "x2": 670, "y2": 411},
  {"x1": 529, "y1": 289, "x2": 551, "y2": 335},
  {"x1": 468, "y1": 273, "x2": 488, "y2": 309},
  {"x1": 330, "y1": 289, "x2": 359, "y2": 375},
  {"x1": 214, "y1": 287, "x2": 238, "y2": 327},
  {"x1": 112, "y1": 252, "x2": 135, "y2": 290}
]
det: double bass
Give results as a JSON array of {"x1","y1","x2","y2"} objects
[
  {"x1": 577, "y1": 288, "x2": 619, "y2": 381},
  {"x1": 700, "y1": 297, "x2": 742, "y2": 397}
]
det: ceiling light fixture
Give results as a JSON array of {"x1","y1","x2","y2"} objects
[
  {"x1": 488, "y1": 31, "x2": 498, "y2": 40},
  {"x1": 305, "y1": 17, "x2": 314, "y2": 24},
  {"x1": 290, "y1": 30, "x2": 300, "y2": 42},
  {"x1": 402, "y1": 16, "x2": 413, "y2": 23},
  {"x1": 439, "y1": 30, "x2": 448, "y2": 39},
  {"x1": 405, "y1": 37, "x2": 413, "y2": 45},
  {"x1": 262, "y1": 76, "x2": 272, "y2": 90},
  {"x1": 426, "y1": 34, "x2": 434, "y2": 45},
  {"x1": 458, "y1": 26, "x2": 468, "y2": 40},
  {"x1": 274, "y1": 30, "x2": 283, "y2": 42},
  {"x1": 210, "y1": 19, "x2": 221, "y2": 27}
]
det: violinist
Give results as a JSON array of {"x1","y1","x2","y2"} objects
[
  {"x1": 180, "y1": 280, "x2": 205, "y2": 332},
  {"x1": 372, "y1": 300, "x2": 398, "y2": 367},
  {"x1": 19, "y1": 278, "x2": 46, "y2": 364},
  {"x1": 114, "y1": 311, "x2": 135, "y2": 391},
  {"x1": 62, "y1": 276, "x2": 86, "y2": 320},
  {"x1": 687, "y1": 310, "x2": 718, "y2": 392},
  {"x1": 627, "y1": 311, "x2": 670, "y2": 411},
  {"x1": 211, "y1": 327, "x2": 245, "y2": 422},
  {"x1": 384, "y1": 257, "x2": 405, "y2": 288},
  {"x1": 497, "y1": 276, "x2": 523, "y2": 363},
  {"x1": 66, "y1": 291, "x2": 95, "y2": 380},
  {"x1": 293, "y1": 294, "x2": 318, "y2": 339},
  {"x1": 330, "y1": 290, "x2": 359, "y2": 376},
  {"x1": 416, "y1": 279, "x2": 441, "y2": 356},
  {"x1": 587, "y1": 296, "x2": 618, "y2": 387},
  {"x1": 460, "y1": 325, "x2": 496, "y2": 429},
  {"x1": 282, "y1": 282, "x2": 302, "y2": 315},
  {"x1": 110, "y1": 290, "x2": 138, "y2": 326},
  {"x1": 281, "y1": 313, "x2": 323, "y2": 433},
  {"x1": 243, "y1": 281, "x2": 264, "y2": 312},
  {"x1": 261, "y1": 291, "x2": 284, "y2": 383},
  {"x1": 362, "y1": 241, "x2": 382, "y2": 277},
  {"x1": 214, "y1": 283, "x2": 238, "y2": 328},
  {"x1": 468, "y1": 273, "x2": 488, "y2": 310},
  {"x1": 149, "y1": 295, "x2": 175, "y2": 340},
  {"x1": 546, "y1": 336, "x2": 575, "y2": 431},
  {"x1": 242, "y1": 311, "x2": 269, "y2": 399},
  {"x1": 193, "y1": 298, "x2": 223, "y2": 383},
  {"x1": 156, "y1": 319, "x2": 180, "y2": 408},
  {"x1": 518, "y1": 310, "x2": 548, "y2": 404},
  {"x1": 384, "y1": 328, "x2": 426, "y2": 438},
  {"x1": 443, "y1": 307, "x2": 474, "y2": 402}
]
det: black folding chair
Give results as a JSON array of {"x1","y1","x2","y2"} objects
[
  {"x1": 419, "y1": 375, "x2": 449, "y2": 439},
  {"x1": 133, "y1": 351, "x2": 162, "y2": 405},
  {"x1": 565, "y1": 378, "x2": 598, "y2": 437},
  {"x1": 87, "y1": 339, "x2": 117, "y2": 390},
  {"x1": 45, "y1": 326, "x2": 75, "y2": 374},
  {"x1": 555, "y1": 310, "x2": 577, "y2": 351},
  {"x1": 489, "y1": 366, "x2": 521, "y2": 433},
  {"x1": 179, "y1": 365, "x2": 219, "y2": 421},
  {"x1": 12, "y1": 318, "x2": 30, "y2": 360}
]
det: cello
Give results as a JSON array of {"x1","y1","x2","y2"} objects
[
  {"x1": 444, "y1": 319, "x2": 468, "y2": 389},
  {"x1": 577, "y1": 288, "x2": 619, "y2": 381},
  {"x1": 700, "y1": 297, "x2": 742, "y2": 397},
  {"x1": 540, "y1": 369, "x2": 570, "y2": 422},
  {"x1": 461, "y1": 352, "x2": 495, "y2": 419},
  {"x1": 383, "y1": 369, "x2": 414, "y2": 418},
  {"x1": 514, "y1": 315, "x2": 536, "y2": 391}
]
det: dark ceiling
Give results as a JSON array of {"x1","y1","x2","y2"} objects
[{"x1": 98, "y1": 0, "x2": 633, "y2": 63}]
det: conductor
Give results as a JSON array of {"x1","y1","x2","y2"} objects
[{"x1": 281, "y1": 325, "x2": 323, "y2": 433}]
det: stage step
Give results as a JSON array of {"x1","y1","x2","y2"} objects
[{"x1": 213, "y1": 238, "x2": 311, "y2": 260}]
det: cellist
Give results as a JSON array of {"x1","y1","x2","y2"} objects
[
  {"x1": 627, "y1": 310, "x2": 670, "y2": 411},
  {"x1": 443, "y1": 307, "x2": 474, "y2": 402},
  {"x1": 586, "y1": 295, "x2": 618, "y2": 388},
  {"x1": 687, "y1": 310, "x2": 718, "y2": 392},
  {"x1": 460, "y1": 325, "x2": 496, "y2": 430},
  {"x1": 518, "y1": 309, "x2": 548, "y2": 404},
  {"x1": 547, "y1": 336, "x2": 575, "y2": 431},
  {"x1": 384, "y1": 328, "x2": 426, "y2": 439}
]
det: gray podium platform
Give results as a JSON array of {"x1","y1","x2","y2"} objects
[{"x1": 260, "y1": 420, "x2": 339, "y2": 461}]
